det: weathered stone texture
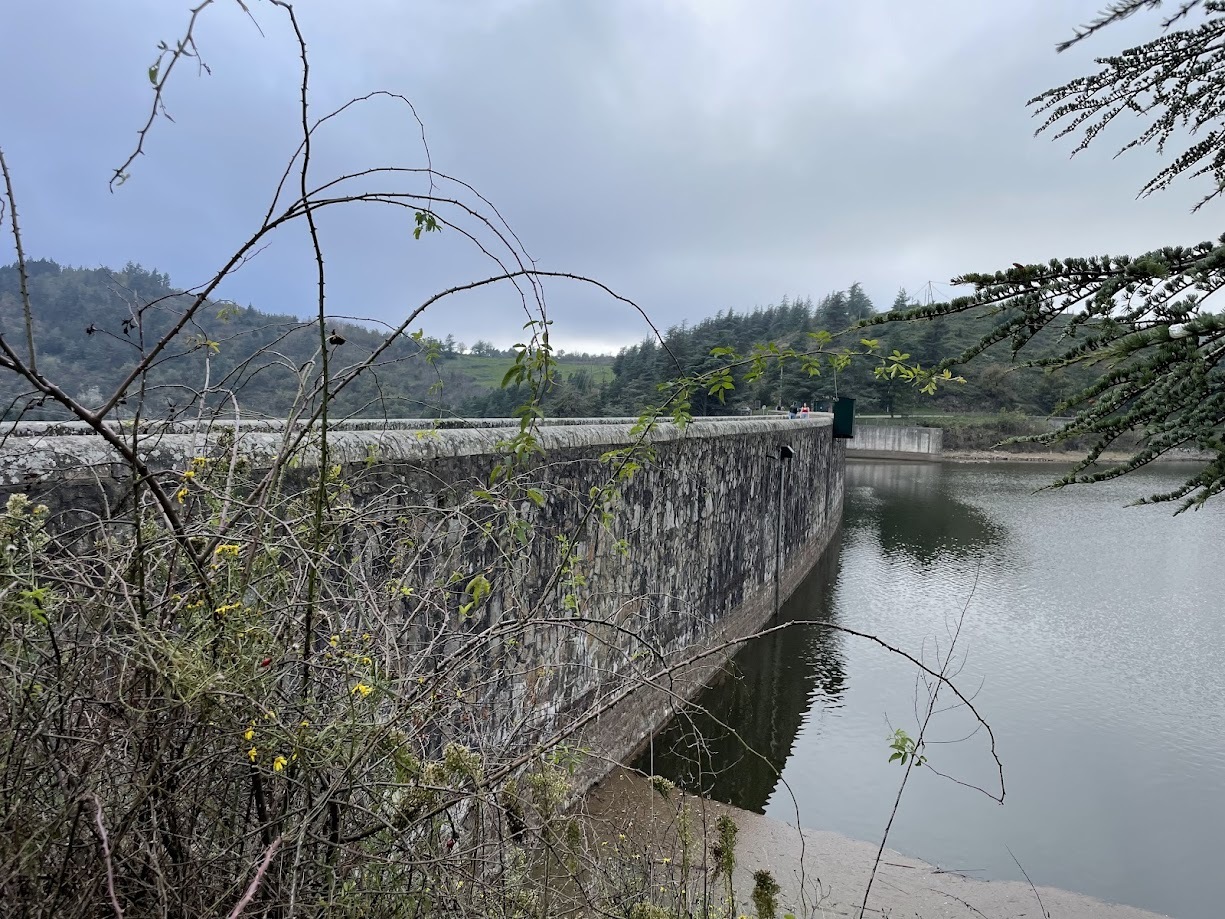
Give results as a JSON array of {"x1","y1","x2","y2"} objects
[{"x1": 0, "y1": 416, "x2": 843, "y2": 789}]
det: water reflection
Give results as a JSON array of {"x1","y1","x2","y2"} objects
[
  {"x1": 639, "y1": 462, "x2": 1005, "y2": 813},
  {"x1": 633, "y1": 532, "x2": 847, "y2": 812},
  {"x1": 638, "y1": 459, "x2": 1225, "y2": 919},
  {"x1": 847, "y1": 462, "x2": 1007, "y2": 565}
]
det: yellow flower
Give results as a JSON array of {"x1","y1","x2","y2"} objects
[
  {"x1": 264, "y1": 710, "x2": 276, "y2": 720},
  {"x1": 329, "y1": 635, "x2": 340, "y2": 647},
  {"x1": 299, "y1": 719, "x2": 310, "y2": 728},
  {"x1": 272, "y1": 755, "x2": 288, "y2": 772},
  {"x1": 247, "y1": 747, "x2": 258, "y2": 763},
  {"x1": 243, "y1": 724, "x2": 255, "y2": 742},
  {"x1": 361, "y1": 632, "x2": 372, "y2": 642},
  {"x1": 360, "y1": 656, "x2": 372, "y2": 666},
  {"x1": 182, "y1": 469, "x2": 196, "y2": 480},
  {"x1": 175, "y1": 487, "x2": 189, "y2": 504},
  {"x1": 352, "y1": 682, "x2": 373, "y2": 697},
  {"x1": 191, "y1": 456, "x2": 209, "y2": 468},
  {"x1": 214, "y1": 543, "x2": 241, "y2": 557}
]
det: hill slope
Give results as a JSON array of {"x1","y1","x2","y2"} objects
[
  {"x1": 0, "y1": 260, "x2": 495, "y2": 421},
  {"x1": 557, "y1": 287, "x2": 1097, "y2": 418},
  {"x1": 1, "y1": 262, "x2": 1085, "y2": 424}
]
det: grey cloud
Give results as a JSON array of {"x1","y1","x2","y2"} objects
[{"x1": 1, "y1": 1, "x2": 1218, "y2": 353}]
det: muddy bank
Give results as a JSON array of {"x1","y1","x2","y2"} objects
[
  {"x1": 940, "y1": 449, "x2": 1209, "y2": 465},
  {"x1": 584, "y1": 769, "x2": 1171, "y2": 919},
  {"x1": 941, "y1": 449, "x2": 1124, "y2": 464}
]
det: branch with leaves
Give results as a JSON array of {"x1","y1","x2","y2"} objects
[
  {"x1": 870, "y1": 2, "x2": 1225, "y2": 510},
  {"x1": 649, "y1": 332, "x2": 964, "y2": 428}
]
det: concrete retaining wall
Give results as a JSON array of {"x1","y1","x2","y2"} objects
[
  {"x1": 846, "y1": 424, "x2": 942, "y2": 460},
  {"x1": 0, "y1": 416, "x2": 844, "y2": 789}
]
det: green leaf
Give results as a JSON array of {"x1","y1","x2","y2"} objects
[
  {"x1": 465, "y1": 574, "x2": 491, "y2": 606},
  {"x1": 501, "y1": 364, "x2": 525, "y2": 388},
  {"x1": 413, "y1": 210, "x2": 441, "y2": 240},
  {"x1": 526, "y1": 487, "x2": 546, "y2": 507}
]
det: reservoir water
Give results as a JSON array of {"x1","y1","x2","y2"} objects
[{"x1": 639, "y1": 460, "x2": 1225, "y2": 919}]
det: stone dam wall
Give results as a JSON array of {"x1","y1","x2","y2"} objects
[
  {"x1": 846, "y1": 423, "x2": 943, "y2": 460},
  {"x1": 0, "y1": 416, "x2": 845, "y2": 790}
]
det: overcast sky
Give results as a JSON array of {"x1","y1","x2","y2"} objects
[{"x1": 2, "y1": 1, "x2": 1221, "y2": 353}]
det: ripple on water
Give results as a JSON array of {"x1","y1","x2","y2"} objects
[{"x1": 646, "y1": 461, "x2": 1224, "y2": 919}]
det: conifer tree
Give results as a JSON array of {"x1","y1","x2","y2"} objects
[
  {"x1": 873, "y1": 1, "x2": 1225, "y2": 509},
  {"x1": 847, "y1": 282, "x2": 876, "y2": 322}
]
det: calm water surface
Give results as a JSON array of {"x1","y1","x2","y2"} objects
[{"x1": 639, "y1": 461, "x2": 1225, "y2": 919}]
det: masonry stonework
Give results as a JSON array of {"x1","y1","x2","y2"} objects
[{"x1": 0, "y1": 416, "x2": 844, "y2": 789}]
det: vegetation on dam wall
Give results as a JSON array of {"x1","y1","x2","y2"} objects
[{"x1": 0, "y1": 412, "x2": 849, "y2": 917}]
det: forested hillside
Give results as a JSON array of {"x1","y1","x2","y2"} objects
[
  {"x1": 467, "y1": 284, "x2": 1094, "y2": 419},
  {"x1": 0, "y1": 260, "x2": 498, "y2": 421},
  {"x1": 1, "y1": 261, "x2": 1087, "y2": 423}
]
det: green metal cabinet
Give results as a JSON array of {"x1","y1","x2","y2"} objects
[{"x1": 832, "y1": 396, "x2": 855, "y2": 439}]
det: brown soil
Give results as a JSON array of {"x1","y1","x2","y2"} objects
[{"x1": 940, "y1": 449, "x2": 1208, "y2": 466}]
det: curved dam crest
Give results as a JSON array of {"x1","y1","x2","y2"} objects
[{"x1": 0, "y1": 415, "x2": 845, "y2": 788}]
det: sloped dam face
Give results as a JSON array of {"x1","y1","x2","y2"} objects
[{"x1": 2, "y1": 416, "x2": 845, "y2": 788}]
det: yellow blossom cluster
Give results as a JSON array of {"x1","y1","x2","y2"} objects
[
  {"x1": 176, "y1": 459, "x2": 211, "y2": 502},
  {"x1": 242, "y1": 719, "x2": 292, "y2": 774}
]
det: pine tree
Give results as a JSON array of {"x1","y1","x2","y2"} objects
[
  {"x1": 815, "y1": 291, "x2": 850, "y2": 329},
  {"x1": 846, "y1": 282, "x2": 875, "y2": 321},
  {"x1": 872, "y1": 2, "x2": 1225, "y2": 510}
]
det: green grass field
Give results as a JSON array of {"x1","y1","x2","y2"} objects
[{"x1": 452, "y1": 354, "x2": 615, "y2": 389}]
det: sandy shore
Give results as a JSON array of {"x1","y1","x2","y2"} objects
[{"x1": 584, "y1": 768, "x2": 1172, "y2": 919}]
